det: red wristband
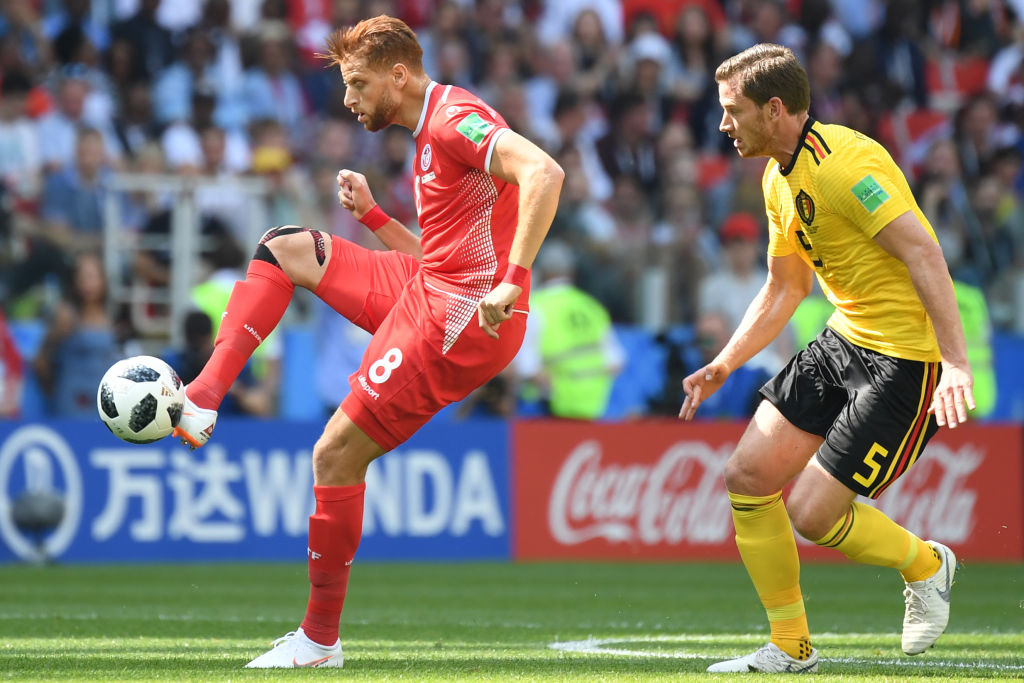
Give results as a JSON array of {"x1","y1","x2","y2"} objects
[
  {"x1": 359, "y1": 204, "x2": 390, "y2": 232},
  {"x1": 502, "y1": 263, "x2": 529, "y2": 288}
]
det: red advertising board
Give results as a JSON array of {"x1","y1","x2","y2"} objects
[{"x1": 512, "y1": 420, "x2": 1023, "y2": 561}]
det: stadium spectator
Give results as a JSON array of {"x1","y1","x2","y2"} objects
[
  {"x1": 161, "y1": 84, "x2": 250, "y2": 174},
  {"x1": 537, "y1": 0, "x2": 624, "y2": 48},
  {"x1": 242, "y1": 21, "x2": 309, "y2": 143},
  {"x1": 651, "y1": 182, "x2": 712, "y2": 325},
  {"x1": 515, "y1": 239, "x2": 624, "y2": 419},
  {"x1": 36, "y1": 70, "x2": 119, "y2": 171},
  {"x1": 42, "y1": 0, "x2": 109, "y2": 54},
  {"x1": 153, "y1": 28, "x2": 240, "y2": 129},
  {"x1": 111, "y1": 0, "x2": 176, "y2": 83},
  {"x1": 0, "y1": 310, "x2": 24, "y2": 417},
  {"x1": 596, "y1": 93, "x2": 660, "y2": 196},
  {"x1": 0, "y1": 71, "x2": 42, "y2": 202},
  {"x1": 0, "y1": 0, "x2": 52, "y2": 76},
  {"x1": 110, "y1": 81, "x2": 158, "y2": 161},
  {"x1": 40, "y1": 126, "x2": 111, "y2": 253},
  {"x1": 917, "y1": 138, "x2": 989, "y2": 286},
  {"x1": 33, "y1": 251, "x2": 120, "y2": 418},
  {"x1": 537, "y1": 90, "x2": 612, "y2": 202},
  {"x1": 698, "y1": 211, "x2": 790, "y2": 371},
  {"x1": 568, "y1": 8, "x2": 619, "y2": 103},
  {"x1": 651, "y1": 309, "x2": 772, "y2": 418},
  {"x1": 955, "y1": 93, "x2": 1017, "y2": 180},
  {"x1": 669, "y1": 3, "x2": 729, "y2": 147}
]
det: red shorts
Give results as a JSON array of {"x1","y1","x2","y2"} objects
[{"x1": 317, "y1": 238, "x2": 526, "y2": 450}]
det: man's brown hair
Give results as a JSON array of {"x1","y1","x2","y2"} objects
[
  {"x1": 321, "y1": 15, "x2": 424, "y2": 74},
  {"x1": 714, "y1": 43, "x2": 810, "y2": 114}
]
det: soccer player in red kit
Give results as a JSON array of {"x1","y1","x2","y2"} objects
[{"x1": 171, "y1": 15, "x2": 564, "y2": 668}]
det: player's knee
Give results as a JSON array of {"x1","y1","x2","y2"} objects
[
  {"x1": 311, "y1": 432, "x2": 362, "y2": 486},
  {"x1": 788, "y1": 501, "x2": 831, "y2": 541},
  {"x1": 252, "y1": 225, "x2": 305, "y2": 269},
  {"x1": 723, "y1": 455, "x2": 760, "y2": 495},
  {"x1": 252, "y1": 227, "x2": 329, "y2": 289}
]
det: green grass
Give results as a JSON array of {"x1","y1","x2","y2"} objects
[{"x1": 1, "y1": 561, "x2": 1022, "y2": 680}]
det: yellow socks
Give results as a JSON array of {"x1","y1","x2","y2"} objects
[
  {"x1": 815, "y1": 501, "x2": 940, "y2": 582},
  {"x1": 729, "y1": 491, "x2": 812, "y2": 660}
]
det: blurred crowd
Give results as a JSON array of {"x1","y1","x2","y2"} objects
[{"x1": 0, "y1": 0, "x2": 1022, "y2": 421}]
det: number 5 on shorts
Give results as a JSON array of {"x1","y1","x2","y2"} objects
[
  {"x1": 852, "y1": 442, "x2": 889, "y2": 488},
  {"x1": 369, "y1": 347, "x2": 403, "y2": 384}
]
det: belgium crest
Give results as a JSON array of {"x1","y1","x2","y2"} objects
[{"x1": 795, "y1": 189, "x2": 815, "y2": 226}]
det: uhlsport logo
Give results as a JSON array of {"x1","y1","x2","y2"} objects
[{"x1": 0, "y1": 425, "x2": 83, "y2": 561}]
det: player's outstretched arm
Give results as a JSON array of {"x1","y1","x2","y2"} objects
[
  {"x1": 337, "y1": 168, "x2": 423, "y2": 259},
  {"x1": 477, "y1": 130, "x2": 564, "y2": 339},
  {"x1": 680, "y1": 253, "x2": 811, "y2": 420},
  {"x1": 873, "y1": 211, "x2": 975, "y2": 428}
]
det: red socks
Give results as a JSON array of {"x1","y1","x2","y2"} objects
[
  {"x1": 300, "y1": 484, "x2": 365, "y2": 646},
  {"x1": 186, "y1": 260, "x2": 293, "y2": 410}
]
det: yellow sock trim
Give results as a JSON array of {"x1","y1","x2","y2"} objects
[
  {"x1": 729, "y1": 491, "x2": 782, "y2": 511},
  {"x1": 766, "y1": 599, "x2": 807, "y2": 622},
  {"x1": 896, "y1": 532, "x2": 918, "y2": 571},
  {"x1": 761, "y1": 585, "x2": 804, "y2": 609}
]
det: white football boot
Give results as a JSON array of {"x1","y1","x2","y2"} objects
[
  {"x1": 244, "y1": 628, "x2": 343, "y2": 668},
  {"x1": 902, "y1": 541, "x2": 957, "y2": 655},
  {"x1": 707, "y1": 642, "x2": 818, "y2": 673},
  {"x1": 171, "y1": 391, "x2": 217, "y2": 450}
]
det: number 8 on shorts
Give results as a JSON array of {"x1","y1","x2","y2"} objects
[{"x1": 369, "y1": 347, "x2": 403, "y2": 384}]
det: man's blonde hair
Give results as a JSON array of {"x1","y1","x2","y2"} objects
[
  {"x1": 715, "y1": 43, "x2": 810, "y2": 114},
  {"x1": 321, "y1": 14, "x2": 424, "y2": 74}
]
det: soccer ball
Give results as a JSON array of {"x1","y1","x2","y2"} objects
[{"x1": 97, "y1": 356, "x2": 184, "y2": 444}]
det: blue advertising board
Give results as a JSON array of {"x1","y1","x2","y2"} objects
[{"x1": 0, "y1": 418, "x2": 511, "y2": 563}]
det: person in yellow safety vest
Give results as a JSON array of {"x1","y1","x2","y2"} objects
[
  {"x1": 516, "y1": 239, "x2": 624, "y2": 419},
  {"x1": 790, "y1": 290, "x2": 834, "y2": 350},
  {"x1": 954, "y1": 279, "x2": 996, "y2": 418}
]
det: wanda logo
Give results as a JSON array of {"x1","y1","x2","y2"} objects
[{"x1": 547, "y1": 439, "x2": 984, "y2": 547}]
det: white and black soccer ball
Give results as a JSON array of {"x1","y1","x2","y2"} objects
[{"x1": 97, "y1": 356, "x2": 184, "y2": 444}]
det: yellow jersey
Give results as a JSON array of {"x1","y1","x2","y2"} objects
[{"x1": 762, "y1": 118, "x2": 941, "y2": 362}]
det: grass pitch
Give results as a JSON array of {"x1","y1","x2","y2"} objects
[{"x1": 1, "y1": 561, "x2": 1021, "y2": 680}]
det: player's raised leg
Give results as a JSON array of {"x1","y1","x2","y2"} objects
[
  {"x1": 246, "y1": 408, "x2": 384, "y2": 668},
  {"x1": 173, "y1": 227, "x2": 331, "y2": 448},
  {"x1": 791, "y1": 463, "x2": 955, "y2": 655},
  {"x1": 707, "y1": 402, "x2": 821, "y2": 673}
]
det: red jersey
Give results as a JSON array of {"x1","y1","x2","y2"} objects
[{"x1": 411, "y1": 82, "x2": 528, "y2": 351}]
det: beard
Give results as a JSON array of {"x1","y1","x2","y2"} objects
[
  {"x1": 737, "y1": 114, "x2": 773, "y2": 158},
  {"x1": 363, "y1": 89, "x2": 399, "y2": 132}
]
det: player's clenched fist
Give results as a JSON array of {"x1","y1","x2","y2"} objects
[
  {"x1": 337, "y1": 169, "x2": 375, "y2": 219},
  {"x1": 477, "y1": 282, "x2": 521, "y2": 339}
]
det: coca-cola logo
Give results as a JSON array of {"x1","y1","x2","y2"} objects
[
  {"x1": 547, "y1": 438, "x2": 986, "y2": 548},
  {"x1": 548, "y1": 440, "x2": 734, "y2": 546}
]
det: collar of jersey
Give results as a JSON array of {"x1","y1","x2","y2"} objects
[
  {"x1": 779, "y1": 116, "x2": 817, "y2": 177},
  {"x1": 413, "y1": 81, "x2": 439, "y2": 138}
]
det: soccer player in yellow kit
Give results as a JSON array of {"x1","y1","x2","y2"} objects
[{"x1": 680, "y1": 44, "x2": 976, "y2": 673}]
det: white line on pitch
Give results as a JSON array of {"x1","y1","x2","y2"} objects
[{"x1": 548, "y1": 635, "x2": 1024, "y2": 672}]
